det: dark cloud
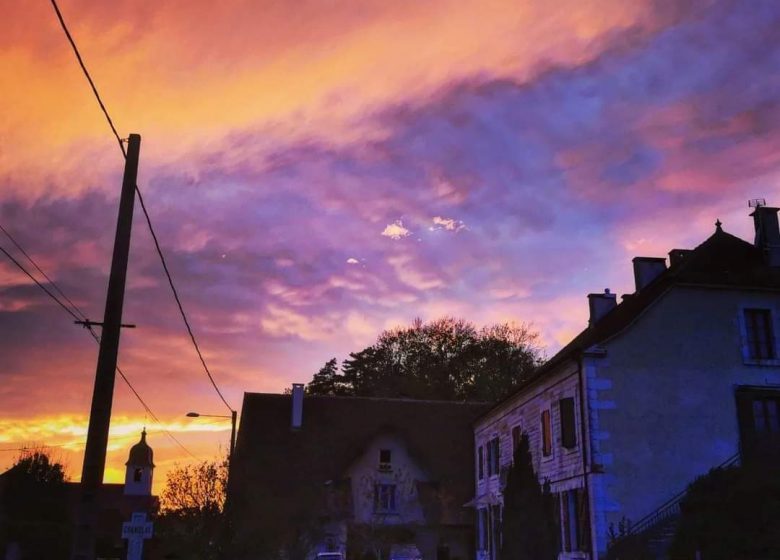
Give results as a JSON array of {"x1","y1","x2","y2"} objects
[{"x1": 2, "y1": 0, "x2": 780, "y2": 428}]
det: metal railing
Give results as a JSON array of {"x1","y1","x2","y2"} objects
[{"x1": 627, "y1": 451, "x2": 741, "y2": 536}]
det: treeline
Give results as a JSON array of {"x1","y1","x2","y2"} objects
[{"x1": 306, "y1": 317, "x2": 544, "y2": 402}]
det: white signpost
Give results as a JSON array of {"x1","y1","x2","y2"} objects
[{"x1": 121, "y1": 512, "x2": 153, "y2": 560}]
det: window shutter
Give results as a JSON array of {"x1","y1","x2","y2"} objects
[{"x1": 542, "y1": 410, "x2": 552, "y2": 456}]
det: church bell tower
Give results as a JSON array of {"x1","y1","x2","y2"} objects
[{"x1": 124, "y1": 429, "x2": 154, "y2": 496}]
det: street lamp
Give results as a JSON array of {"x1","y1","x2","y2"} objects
[{"x1": 186, "y1": 410, "x2": 237, "y2": 462}]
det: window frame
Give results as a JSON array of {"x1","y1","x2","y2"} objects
[
  {"x1": 487, "y1": 436, "x2": 501, "y2": 477},
  {"x1": 373, "y1": 483, "x2": 397, "y2": 514},
  {"x1": 511, "y1": 425, "x2": 522, "y2": 456},
  {"x1": 740, "y1": 306, "x2": 780, "y2": 365},
  {"x1": 559, "y1": 397, "x2": 578, "y2": 450}
]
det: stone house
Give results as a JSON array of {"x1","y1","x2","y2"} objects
[
  {"x1": 229, "y1": 387, "x2": 489, "y2": 560},
  {"x1": 472, "y1": 204, "x2": 780, "y2": 559}
]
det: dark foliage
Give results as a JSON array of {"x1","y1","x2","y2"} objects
[
  {"x1": 307, "y1": 358, "x2": 351, "y2": 396},
  {"x1": 156, "y1": 459, "x2": 228, "y2": 560},
  {"x1": 307, "y1": 317, "x2": 542, "y2": 402},
  {"x1": 669, "y1": 463, "x2": 780, "y2": 560},
  {"x1": 0, "y1": 450, "x2": 70, "y2": 559},
  {"x1": 500, "y1": 433, "x2": 558, "y2": 560}
]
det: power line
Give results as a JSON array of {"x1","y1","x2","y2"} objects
[
  {"x1": 49, "y1": 0, "x2": 126, "y2": 159},
  {"x1": 0, "y1": 243, "x2": 81, "y2": 321},
  {"x1": 48, "y1": 0, "x2": 234, "y2": 414},
  {"x1": 0, "y1": 224, "x2": 88, "y2": 321},
  {"x1": 135, "y1": 187, "x2": 234, "y2": 413},
  {"x1": 0, "y1": 232, "x2": 197, "y2": 460},
  {"x1": 0, "y1": 430, "x2": 195, "y2": 455}
]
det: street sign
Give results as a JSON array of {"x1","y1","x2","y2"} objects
[{"x1": 122, "y1": 512, "x2": 153, "y2": 560}]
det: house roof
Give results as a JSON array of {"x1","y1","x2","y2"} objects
[
  {"x1": 231, "y1": 393, "x2": 489, "y2": 525},
  {"x1": 479, "y1": 225, "x2": 780, "y2": 421}
]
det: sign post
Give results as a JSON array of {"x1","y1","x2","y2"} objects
[{"x1": 122, "y1": 512, "x2": 153, "y2": 560}]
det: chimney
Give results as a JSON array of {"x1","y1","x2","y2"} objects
[
  {"x1": 291, "y1": 383, "x2": 304, "y2": 429},
  {"x1": 588, "y1": 289, "x2": 617, "y2": 327},
  {"x1": 750, "y1": 204, "x2": 780, "y2": 266},
  {"x1": 632, "y1": 257, "x2": 667, "y2": 291},
  {"x1": 668, "y1": 249, "x2": 691, "y2": 268}
]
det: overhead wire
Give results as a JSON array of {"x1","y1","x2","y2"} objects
[
  {"x1": 49, "y1": 0, "x2": 126, "y2": 159},
  {"x1": 47, "y1": 0, "x2": 235, "y2": 418},
  {"x1": 135, "y1": 188, "x2": 234, "y2": 413},
  {"x1": 0, "y1": 224, "x2": 87, "y2": 321},
  {"x1": 0, "y1": 244, "x2": 81, "y2": 321},
  {"x1": 0, "y1": 228, "x2": 198, "y2": 460}
]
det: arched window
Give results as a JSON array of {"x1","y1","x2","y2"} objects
[{"x1": 133, "y1": 468, "x2": 143, "y2": 482}]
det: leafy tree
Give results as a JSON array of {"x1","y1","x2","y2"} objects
[
  {"x1": 307, "y1": 317, "x2": 543, "y2": 402},
  {"x1": 500, "y1": 433, "x2": 558, "y2": 560},
  {"x1": 307, "y1": 358, "x2": 351, "y2": 396},
  {"x1": 156, "y1": 458, "x2": 228, "y2": 560},
  {"x1": 0, "y1": 449, "x2": 70, "y2": 559},
  {"x1": 669, "y1": 463, "x2": 780, "y2": 560}
]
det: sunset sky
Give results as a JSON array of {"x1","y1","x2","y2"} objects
[{"x1": 2, "y1": 0, "x2": 780, "y2": 492}]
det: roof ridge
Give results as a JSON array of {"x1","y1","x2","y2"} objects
[{"x1": 244, "y1": 392, "x2": 491, "y2": 405}]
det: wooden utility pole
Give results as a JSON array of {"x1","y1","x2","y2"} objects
[{"x1": 72, "y1": 134, "x2": 141, "y2": 560}]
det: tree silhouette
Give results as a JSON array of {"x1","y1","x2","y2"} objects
[
  {"x1": 500, "y1": 433, "x2": 557, "y2": 560},
  {"x1": 307, "y1": 317, "x2": 542, "y2": 402},
  {"x1": 156, "y1": 458, "x2": 228, "y2": 560},
  {"x1": 0, "y1": 449, "x2": 70, "y2": 558},
  {"x1": 307, "y1": 358, "x2": 351, "y2": 396}
]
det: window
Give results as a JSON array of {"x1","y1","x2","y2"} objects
[
  {"x1": 133, "y1": 468, "x2": 143, "y2": 483},
  {"x1": 560, "y1": 398, "x2": 577, "y2": 449},
  {"x1": 490, "y1": 504, "x2": 502, "y2": 560},
  {"x1": 373, "y1": 484, "x2": 396, "y2": 513},
  {"x1": 486, "y1": 437, "x2": 500, "y2": 476},
  {"x1": 478, "y1": 446, "x2": 484, "y2": 480},
  {"x1": 752, "y1": 397, "x2": 780, "y2": 432},
  {"x1": 745, "y1": 308, "x2": 775, "y2": 360},
  {"x1": 735, "y1": 388, "x2": 780, "y2": 463},
  {"x1": 558, "y1": 488, "x2": 590, "y2": 553},
  {"x1": 541, "y1": 410, "x2": 552, "y2": 457},
  {"x1": 379, "y1": 449, "x2": 392, "y2": 471},
  {"x1": 511, "y1": 426, "x2": 522, "y2": 454},
  {"x1": 478, "y1": 508, "x2": 488, "y2": 550}
]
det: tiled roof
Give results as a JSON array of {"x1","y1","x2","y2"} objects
[{"x1": 231, "y1": 394, "x2": 489, "y2": 525}]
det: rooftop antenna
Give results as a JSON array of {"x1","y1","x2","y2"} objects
[{"x1": 749, "y1": 198, "x2": 766, "y2": 208}]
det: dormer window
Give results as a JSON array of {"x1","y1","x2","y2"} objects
[{"x1": 379, "y1": 449, "x2": 392, "y2": 471}]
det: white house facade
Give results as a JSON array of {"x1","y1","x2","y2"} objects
[{"x1": 472, "y1": 204, "x2": 780, "y2": 560}]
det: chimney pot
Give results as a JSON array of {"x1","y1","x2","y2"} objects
[
  {"x1": 750, "y1": 205, "x2": 780, "y2": 266},
  {"x1": 668, "y1": 249, "x2": 691, "y2": 268},
  {"x1": 588, "y1": 290, "x2": 617, "y2": 327},
  {"x1": 632, "y1": 257, "x2": 667, "y2": 291},
  {"x1": 291, "y1": 383, "x2": 304, "y2": 429}
]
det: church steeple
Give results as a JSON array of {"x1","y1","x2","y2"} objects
[{"x1": 124, "y1": 429, "x2": 154, "y2": 496}]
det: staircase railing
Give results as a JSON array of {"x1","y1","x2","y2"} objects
[{"x1": 627, "y1": 450, "x2": 741, "y2": 536}]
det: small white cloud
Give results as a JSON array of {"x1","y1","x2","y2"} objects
[
  {"x1": 381, "y1": 220, "x2": 411, "y2": 240},
  {"x1": 431, "y1": 216, "x2": 466, "y2": 232},
  {"x1": 346, "y1": 257, "x2": 359, "y2": 264}
]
